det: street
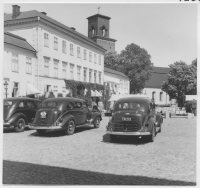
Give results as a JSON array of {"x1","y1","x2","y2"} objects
[{"x1": 3, "y1": 117, "x2": 196, "y2": 185}]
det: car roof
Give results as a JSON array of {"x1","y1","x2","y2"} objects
[
  {"x1": 42, "y1": 97, "x2": 85, "y2": 103},
  {"x1": 4, "y1": 97, "x2": 40, "y2": 101},
  {"x1": 116, "y1": 96, "x2": 151, "y2": 104}
]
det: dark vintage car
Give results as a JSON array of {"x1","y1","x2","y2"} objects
[
  {"x1": 3, "y1": 97, "x2": 41, "y2": 132},
  {"x1": 105, "y1": 96, "x2": 163, "y2": 142},
  {"x1": 29, "y1": 97, "x2": 102, "y2": 135}
]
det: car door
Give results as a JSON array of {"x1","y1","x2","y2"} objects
[
  {"x1": 82, "y1": 102, "x2": 89, "y2": 123},
  {"x1": 24, "y1": 101, "x2": 37, "y2": 123},
  {"x1": 73, "y1": 101, "x2": 85, "y2": 125}
]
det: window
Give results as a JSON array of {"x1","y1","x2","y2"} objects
[
  {"x1": 54, "y1": 37, "x2": 58, "y2": 50},
  {"x1": 160, "y1": 92, "x2": 163, "y2": 102},
  {"x1": 84, "y1": 49, "x2": 87, "y2": 60},
  {"x1": 62, "y1": 87, "x2": 66, "y2": 96},
  {"x1": 94, "y1": 71, "x2": 97, "y2": 83},
  {"x1": 12, "y1": 53, "x2": 18, "y2": 72},
  {"x1": 89, "y1": 52, "x2": 92, "y2": 62},
  {"x1": 44, "y1": 58, "x2": 49, "y2": 76},
  {"x1": 62, "y1": 40, "x2": 66, "y2": 53},
  {"x1": 99, "y1": 55, "x2": 101, "y2": 65},
  {"x1": 77, "y1": 66, "x2": 81, "y2": 81},
  {"x1": 152, "y1": 91, "x2": 156, "y2": 101},
  {"x1": 26, "y1": 57, "x2": 32, "y2": 74},
  {"x1": 70, "y1": 43, "x2": 74, "y2": 55},
  {"x1": 94, "y1": 54, "x2": 97, "y2": 64},
  {"x1": 19, "y1": 102, "x2": 24, "y2": 108},
  {"x1": 77, "y1": 47, "x2": 80, "y2": 58},
  {"x1": 53, "y1": 86, "x2": 58, "y2": 97},
  {"x1": 89, "y1": 70, "x2": 92, "y2": 83},
  {"x1": 74, "y1": 102, "x2": 82, "y2": 108},
  {"x1": 62, "y1": 62, "x2": 67, "y2": 79},
  {"x1": 54, "y1": 60, "x2": 59, "y2": 78},
  {"x1": 98, "y1": 72, "x2": 101, "y2": 84},
  {"x1": 12, "y1": 82, "x2": 19, "y2": 97},
  {"x1": 70, "y1": 64, "x2": 74, "y2": 80},
  {"x1": 26, "y1": 101, "x2": 35, "y2": 108},
  {"x1": 83, "y1": 69, "x2": 87, "y2": 82},
  {"x1": 44, "y1": 33, "x2": 49, "y2": 47}
]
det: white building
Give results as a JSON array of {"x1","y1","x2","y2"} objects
[
  {"x1": 3, "y1": 32, "x2": 39, "y2": 98},
  {"x1": 4, "y1": 5, "x2": 106, "y2": 97},
  {"x1": 142, "y1": 66, "x2": 170, "y2": 105},
  {"x1": 104, "y1": 67, "x2": 130, "y2": 95}
]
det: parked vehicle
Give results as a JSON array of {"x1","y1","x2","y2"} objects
[
  {"x1": 3, "y1": 97, "x2": 41, "y2": 132},
  {"x1": 105, "y1": 95, "x2": 163, "y2": 142},
  {"x1": 29, "y1": 97, "x2": 102, "y2": 135}
]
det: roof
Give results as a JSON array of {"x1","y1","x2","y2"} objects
[
  {"x1": 4, "y1": 10, "x2": 106, "y2": 52},
  {"x1": 145, "y1": 66, "x2": 170, "y2": 88},
  {"x1": 43, "y1": 97, "x2": 84, "y2": 103},
  {"x1": 4, "y1": 32, "x2": 36, "y2": 52},
  {"x1": 87, "y1": 14, "x2": 111, "y2": 20},
  {"x1": 104, "y1": 67, "x2": 129, "y2": 79},
  {"x1": 116, "y1": 96, "x2": 151, "y2": 104}
]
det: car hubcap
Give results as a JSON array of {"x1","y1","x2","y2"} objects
[
  {"x1": 69, "y1": 121, "x2": 74, "y2": 132},
  {"x1": 18, "y1": 120, "x2": 24, "y2": 129},
  {"x1": 96, "y1": 119, "x2": 99, "y2": 126}
]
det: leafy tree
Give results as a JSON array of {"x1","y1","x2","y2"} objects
[
  {"x1": 161, "y1": 60, "x2": 197, "y2": 107},
  {"x1": 119, "y1": 43, "x2": 153, "y2": 93}
]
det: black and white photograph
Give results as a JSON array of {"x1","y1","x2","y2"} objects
[{"x1": 2, "y1": 0, "x2": 198, "y2": 186}]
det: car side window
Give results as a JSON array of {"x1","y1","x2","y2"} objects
[
  {"x1": 35, "y1": 101, "x2": 41, "y2": 108},
  {"x1": 26, "y1": 101, "x2": 35, "y2": 108},
  {"x1": 82, "y1": 102, "x2": 87, "y2": 108},
  {"x1": 19, "y1": 102, "x2": 25, "y2": 108},
  {"x1": 67, "y1": 102, "x2": 74, "y2": 110},
  {"x1": 74, "y1": 102, "x2": 82, "y2": 108}
]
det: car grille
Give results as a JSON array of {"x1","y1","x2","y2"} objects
[{"x1": 113, "y1": 116, "x2": 142, "y2": 132}]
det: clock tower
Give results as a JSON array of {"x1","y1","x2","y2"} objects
[{"x1": 87, "y1": 13, "x2": 117, "y2": 52}]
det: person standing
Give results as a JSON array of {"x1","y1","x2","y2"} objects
[{"x1": 191, "y1": 99, "x2": 197, "y2": 116}]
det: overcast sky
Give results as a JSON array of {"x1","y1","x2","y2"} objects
[{"x1": 4, "y1": 3, "x2": 197, "y2": 67}]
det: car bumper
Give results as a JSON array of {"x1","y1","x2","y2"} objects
[
  {"x1": 106, "y1": 130, "x2": 151, "y2": 136},
  {"x1": 29, "y1": 124, "x2": 63, "y2": 130}
]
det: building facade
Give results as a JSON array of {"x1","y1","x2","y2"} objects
[
  {"x1": 4, "y1": 5, "x2": 106, "y2": 97},
  {"x1": 142, "y1": 66, "x2": 170, "y2": 105},
  {"x1": 3, "y1": 32, "x2": 39, "y2": 98},
  {"x1": 104, "y1": 67, "x2": 130, "y2": 95}
]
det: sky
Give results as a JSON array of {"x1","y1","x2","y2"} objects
[{"x1": 3, "y1": 2, "x2": 197, "y2": 67}]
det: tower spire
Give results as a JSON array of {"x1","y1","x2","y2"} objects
[{"x1": 98, "y1": 6, "x2": 100, "y2": 14}]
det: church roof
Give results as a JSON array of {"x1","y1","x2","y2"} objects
[
  {"x1": 145, "y1": 67, "x2": 170, "y2": 88},
  {"x1": 4, "y1": 32, "x2": 36, "y2": 53},
  {"x1": 4, "y1": 10, "x2": 106, "y2": 52},
  {"x1": 104, "y1": 67, "x2": 129, "y2": 79},
  {"x1": 87, "y1": 13, "x2": 111, "y2": 20}
]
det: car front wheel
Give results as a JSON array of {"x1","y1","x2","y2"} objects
[
  {"x1": 94, "y1": 117, "x2": 101, "y2": 128},
  {"x1": 146, "y1": 124, "x2": 156, "y2": 142},
  {"x1": 65, "y1": 119, "x2": 75, "y2": 135},
  {"x1": 15, "y1": 118, "x2": 26, "y2": 132}
]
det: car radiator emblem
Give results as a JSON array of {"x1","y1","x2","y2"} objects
[{"x1": 40, "y1": 111, "x2": 47, "y2": 118}]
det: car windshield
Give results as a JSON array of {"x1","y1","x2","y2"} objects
[
  {"x1": 4, "y1": 100, "x2": 12, "y2": 106},
  {"x1": 40, "y1": 101, "x2": 58, "y2": 108},
  {"x1": 114, "y1": 102, "x2": 145, "y2": 112}
]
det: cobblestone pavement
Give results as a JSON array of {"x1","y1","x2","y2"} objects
[{"x1": 3, "y1": 117, "x2": 196, "y2": 185}]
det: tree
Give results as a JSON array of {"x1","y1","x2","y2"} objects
[
  {"x1": 119, "y1": 43, "x2": 153, "y2": 93},
  {"x1": 161, "y1": 60, "x2": 197, "y2": 107}
]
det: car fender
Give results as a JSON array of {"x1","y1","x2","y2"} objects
[
  {"x1": 60, "y1": 114, "x2": 75, "y2": 128},
  {"x1": 8, "y1": 113, "x2": 27, "y2": 125},
  {"x1": 146, "y1": 118, "x2": 154, "y2": 132},
  {"x1": 91, "y1": 112, "x2": 102, "y2": 123}
]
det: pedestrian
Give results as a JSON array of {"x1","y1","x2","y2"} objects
[{"x1": 191, "y1": 99, "x2": 197, "y2": 116}]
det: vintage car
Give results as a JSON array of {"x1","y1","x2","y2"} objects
[
  {"x1": 29, "y1": 97, "x2": 102, "y2": 135},
  {"x1": 105, "y1": 96, "x2": 163, "y2": 142},
  {"x1": 3, "y1": 97, "x2": 41, "y2": 132}
]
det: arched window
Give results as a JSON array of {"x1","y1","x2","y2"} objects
[
  {"x1": 152, "y1": 91, "x2": 156, "y2": 101},
  {"x1": 102, "y1": 26, "x2": 106, "y2": 37},
  {"x1": 160, "y1": 92, "x2": 163, "y2": 102}
]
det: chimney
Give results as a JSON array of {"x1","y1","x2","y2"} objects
[
  {"x1": 70, "y1": 27, "x2": 76, "y2": 31},
  {"x1": 12, "y1": 5, "x2": 20, "y2": 18},
  {"x1": 41, "y1": 12, "x2": 47, "y2": 15}
]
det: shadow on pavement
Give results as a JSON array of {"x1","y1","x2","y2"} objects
[
  {"x1": 3, "y1": 127, "x2": 32, "y2": 134},
  {"x1": 29, "y1": 126, "x2": 94, "y2": 138},
  {"x1": 102, "y1": 134, "x2": 149, "y2": 145},
  {"x1": 3, "y1": 160, "x2": 195, "y2": 185}
]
